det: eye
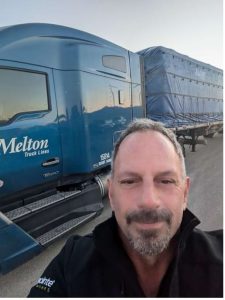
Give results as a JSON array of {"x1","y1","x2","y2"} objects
[
  {"x1": 161, "y1": 180, "x2": 172, "y2": 184},
  {"x1": 160, "y1": 179, "x2": 176, "y2": 185}
]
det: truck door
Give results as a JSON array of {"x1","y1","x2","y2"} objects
[
  {"x1": 129, "y1": 52, "x2": 145, "y2": 119},
  {"x1": 0, "y1": 64, "x2": 62, "y2": 203}
]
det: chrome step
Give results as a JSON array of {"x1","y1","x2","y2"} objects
[
  {"x1": 5, "y1": 190, "x2": 81, "y2": 221},
  {"x1": 36, "y1": 212, "x2": 96, "y2": 245}
]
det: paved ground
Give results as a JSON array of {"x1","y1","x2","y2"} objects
[
  {"x1": 0, "y1": 133, "x2": 222, "y2": 297},
  {"x1": 185, "y1": 133, "x2": 223, "y2": 231}
]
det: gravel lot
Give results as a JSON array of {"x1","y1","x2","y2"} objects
[{"x1": 0, "y1": 133, "x2": 223, "y2": 297}]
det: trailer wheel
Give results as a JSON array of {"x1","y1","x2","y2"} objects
[
  {"x1": 182, "y1": 143, "x2": 186, "y2": 157},
  {"x1": 205, "y1": 133, "x2": 215, "y2": 138},
  {"x1": 177, "y1": 138, "x2": 186, "y2": 157}
]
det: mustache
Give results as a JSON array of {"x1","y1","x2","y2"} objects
[{"x1": 126, "y1": 208, "x2": 172, "y2": 226}]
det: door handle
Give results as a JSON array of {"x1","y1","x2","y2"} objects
[{"x1": 42, "y1": 157, "x2": 60, "y2": 167}]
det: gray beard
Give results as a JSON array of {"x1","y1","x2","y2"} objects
[{"x1": 126, "y1": 227, "x2": 172, "y2": 257}]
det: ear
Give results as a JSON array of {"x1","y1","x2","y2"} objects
[
  {"x1": 107, "y1": 177, "x2": 115, "y2": 211},
  {"x1": 183, "y1": 176, "x2": 190, "y2": 210}
]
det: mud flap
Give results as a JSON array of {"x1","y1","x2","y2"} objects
[{"x1": 0, "y1": 212, "x2": 42, "y2": 275}]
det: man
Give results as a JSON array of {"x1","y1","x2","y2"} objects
[{"x1": 28, "y1": 118, "x2": 223, "y2": 297}]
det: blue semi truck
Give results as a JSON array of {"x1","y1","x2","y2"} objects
[{"x1": 0, "y1": 23, "x2": 223, "y2": 274}]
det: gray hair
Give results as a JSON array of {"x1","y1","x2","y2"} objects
[{"x1": 111, "y1": 118, "x2": 186, "y2": 178}]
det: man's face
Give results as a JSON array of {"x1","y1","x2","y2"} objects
[{"x1": 108, "y1": 131, "x2": 190, "y2": 257}]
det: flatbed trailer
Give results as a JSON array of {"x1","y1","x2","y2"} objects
[{"x1": 138, "y1": 46, "x2": 223, "y2": 152}]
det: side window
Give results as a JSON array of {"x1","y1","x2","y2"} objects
[
  {"x1": 0, "y1": 68, "x2": 49, "y2": 123},
  {"x1": 102, "y1": 55, "x2": 127, "y2": 73}
]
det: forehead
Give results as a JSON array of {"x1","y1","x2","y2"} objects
[{"x1": 114, "y1": 131, "x2": 180, "y2": 174}]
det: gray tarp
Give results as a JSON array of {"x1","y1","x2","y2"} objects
[{"x1": 138, "y1": 46, "x2": 223, "y2": 127}]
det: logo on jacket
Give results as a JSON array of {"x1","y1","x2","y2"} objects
[{"x1": 35, "y1": 277, "x2": 55, "y2": 293}]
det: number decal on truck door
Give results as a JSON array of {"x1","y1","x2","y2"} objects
[{"x1": 93, "y1": 152, "x2": 111, "y2": 168}]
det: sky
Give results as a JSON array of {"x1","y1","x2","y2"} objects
[{"x1": 0, "y1": 0, "x2": 223, "y2": 69}]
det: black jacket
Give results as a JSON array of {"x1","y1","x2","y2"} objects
[{"x1": 28, "y1": 209, "x2": 223, "y2": 297}]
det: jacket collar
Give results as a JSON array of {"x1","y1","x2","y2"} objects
[{"x1": 178, "y1": 209, "x2": 200, "y2": 246}]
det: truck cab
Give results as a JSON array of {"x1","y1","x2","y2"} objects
[{"x1": 0, "y1": 23, "x2": 144, "y2": 274}]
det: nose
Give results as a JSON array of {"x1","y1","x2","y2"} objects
[{"x1": 138, "y1": 181, "x2": 160, "y2": 209}]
